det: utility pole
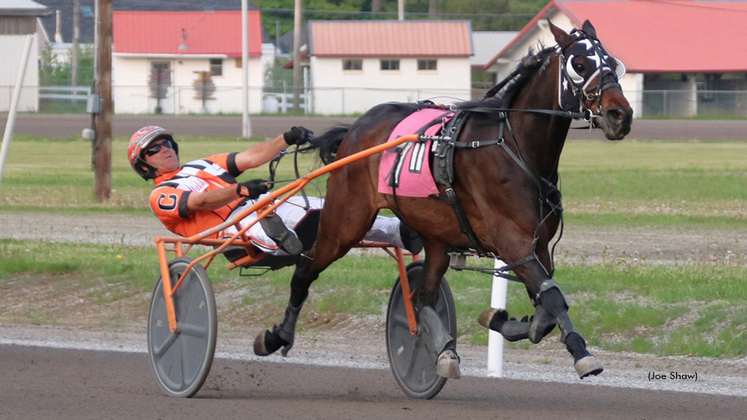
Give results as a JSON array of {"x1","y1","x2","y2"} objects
[
  {"x1": 93, "y1": 0, "x2": 112, "y2": 202},
  {"x1": 241, "y1": 0, "x2": 251, "y2": 137},
  {"x1": 292, "y1": 0, "x2": 302, "y2": 112},
  {"x1": 71, "y1": 0, "x2": 80, "y2": 86}
]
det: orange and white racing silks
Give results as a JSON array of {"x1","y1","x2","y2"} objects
[{"x1": 150, "y1": 153, "x2": 247, "y2": 238}]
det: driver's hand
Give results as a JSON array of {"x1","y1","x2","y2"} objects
[
  {"x1": 283, "y1": 126, "x2": 313, "y2": 146},
  {"x1": 236, "y1": 179, "x2": 269, "y2": 199}
]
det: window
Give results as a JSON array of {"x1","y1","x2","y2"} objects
[
  {"x1": 418, "y1": 59, "x2": 437, "y2": 71},
  {"x1": 380, "y1": 59, "x2": 400, "y2": 71},
  {"x1": 210, "y1": 59, "x2": 222, "y2": 76},
  {"x1": 343, "y1": 59, "x2": 362, "y2": 70}
]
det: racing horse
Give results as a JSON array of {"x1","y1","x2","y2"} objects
[{"x1": 254, "y1": 20, "x2": 633, "y2": 379}]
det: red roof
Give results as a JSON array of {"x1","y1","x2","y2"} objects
[
  {"x1": 486, "y1": 0, "x2": 747, "y2": 73},
  {"x1": 309, "y1": 21, "x2": 473, "y2": 57},
  {"x1": 113, "y1": 11, "x2": 262, "y2": 57}
]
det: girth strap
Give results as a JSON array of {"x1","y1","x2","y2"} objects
[
  {"x1": 432, "y1": 111, "x2": 491, "y2": 257},
  {"x1": 442, "y1": 186, "x2": 489, "y2": 257}
]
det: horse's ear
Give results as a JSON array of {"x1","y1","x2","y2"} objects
[
  {"x1": 581, "y1": 20, "x2": 597, "y2": 38},
  {"x1": 548, "y1": 20, "x2": 573, "y2": 49}
]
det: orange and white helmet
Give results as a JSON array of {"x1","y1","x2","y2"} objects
[{"x1": 127, "y1": 126, "x2": 178, "y2": 180}]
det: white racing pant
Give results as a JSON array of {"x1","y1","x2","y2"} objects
[{"x1": 221, "y1": 194, "x2": 404, "y2": 256}]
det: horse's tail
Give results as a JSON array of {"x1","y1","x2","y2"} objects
[{"x1": 307, "y1": 126, "x2": 349, "y2": 165}]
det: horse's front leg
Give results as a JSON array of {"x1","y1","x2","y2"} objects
[
  {"x1": 418, "y1": 244, "x2": 461, "y2": 379},
  {"x1": 534, "y1": 278, "x2": 603, "y2": 378},
  {"x1": 480, "y1": 261, "x2": 602, "y2": 378}
]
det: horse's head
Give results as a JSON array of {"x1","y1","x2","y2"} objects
[{"x1": 550, "y1": 20, "x2": 632, "y2": 140}]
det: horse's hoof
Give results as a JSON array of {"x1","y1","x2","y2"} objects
[
  {"x1": 575, "y1": 355, "x2": 604, "y2": 379},
  {"x1": 253, "y1": 329, "x2": 272, "y2": 356},
  {"x1": 253, "y1": 329, "x2": 287, "y2": 356},
  {"x1": 478, "y1": 307, "x2": 507, "y2": 331},
  {"x1": 436, "y1": 349, "x2": 461, "y2": 379}
]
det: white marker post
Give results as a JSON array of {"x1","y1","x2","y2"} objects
[
  {"x1": 487, "y1": 258, "x2": 508, "y2": 377},
  {"x1": 0, "y1": 34, "x2": 34, "y2": 187}
]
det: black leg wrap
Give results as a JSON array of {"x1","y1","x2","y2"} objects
[
  {"x1": 564, "y1": 332, "x2": 591, "y2": 363},
  {"x1": 499, "y1": 320, "x2": 531, "y2": 342},
  {"x1": 536, "y1": 280, "x2": 568, "y2": 317},
  {"x1": 529, "y1": 304, "x2": 557, "y2": 344},
  {"x1": 253, "y1": 302, "x2": 303, "y2": 357},
  {"x1": 478, "y1": 308, "x2": 530, "y2": 342}
]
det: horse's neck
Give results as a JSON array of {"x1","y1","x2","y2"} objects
[{"x1": 510, "y1": 60, "x2": 570, "y2": 181}]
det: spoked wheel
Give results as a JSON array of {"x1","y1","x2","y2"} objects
[
  {"x1": 147, "y1": 256, "x2": 217, "y2": 398},
  {"x1": 386, "y1": 260, "x2": 457, "y2": 399}
]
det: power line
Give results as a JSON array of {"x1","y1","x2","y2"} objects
[{"x1": 260, "y1": 8, "x2": 535, "y2": 19}]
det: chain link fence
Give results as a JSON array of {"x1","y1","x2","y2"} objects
[{"x1": 4, "y1": 84, "x2": 747, "y2": 118}]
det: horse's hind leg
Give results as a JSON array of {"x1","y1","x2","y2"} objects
[
  {"x1": 254, "y1": 185, "x2": 379, "y2": 357},
  {"x1": 418, "y1": 243, "x2": 461, "y2": 379}
]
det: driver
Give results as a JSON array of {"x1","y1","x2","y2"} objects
[{"x1": 128, "y1": 126, "x2": 422, "y2": 257}]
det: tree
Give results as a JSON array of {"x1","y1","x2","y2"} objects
[{"x1": 39, "y1": 45, "x2": 95, "y2": 87}]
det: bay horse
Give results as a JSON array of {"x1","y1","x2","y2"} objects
[{"x1": 254, "y1": 20, "x2": 633, "y2": 380}]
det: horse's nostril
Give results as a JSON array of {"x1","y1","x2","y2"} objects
[{"x1": 608, "y1": 109, "x2": 623, "y2": 121}]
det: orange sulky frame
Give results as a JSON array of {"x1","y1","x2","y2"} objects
[{"x1": 154, "y1": 134, "x2": 423, "y2": 335}]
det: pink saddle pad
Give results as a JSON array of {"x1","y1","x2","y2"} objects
[{"x1": 377, "y1": 108, "x2": 453, "y2": 198}]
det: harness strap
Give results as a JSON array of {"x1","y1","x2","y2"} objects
[
  {"x1": 431, "y1": 111, "x2": 491, "y2": 257},
  {"x1": 441, "y1": 186, "x2": 490, "y2": 257}
]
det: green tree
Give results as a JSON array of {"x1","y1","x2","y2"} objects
[{"x1": 39, "y1": 44, "x2": 95, "y2": 87}]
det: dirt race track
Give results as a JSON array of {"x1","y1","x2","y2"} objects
[{"x1": 2, "y1": 343, "x2": 747, "y2": 420}]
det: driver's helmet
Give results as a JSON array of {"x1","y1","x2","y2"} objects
[{"x1": 127, "y1": 126, "x2": 179, "y2": 180}]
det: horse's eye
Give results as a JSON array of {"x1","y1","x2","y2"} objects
[{"x1": 573, "y1": 63, "x2": 585, "y2": 73}]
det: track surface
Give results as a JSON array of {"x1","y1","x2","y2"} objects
[
  {"x1": 2, "y1": 344, "x2": 746, "y2": 420},
  {"x1": 4, "y1": 113, "x2": 747, "y2": 140}
]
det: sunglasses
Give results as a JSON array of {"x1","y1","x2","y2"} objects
[{"x1": 144, "y1": 140, "x2": 174, "y2": 156}]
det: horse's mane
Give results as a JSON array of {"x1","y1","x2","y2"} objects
[{"x1": 458, "y1": 47, "x2": 555, "y2": 112}]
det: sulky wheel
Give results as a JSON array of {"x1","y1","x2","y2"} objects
[
  {"x1": 147, "y1": 256, "x2": 217, "y2": 398},
  {"x1": 386, "y1": 260, "x2": 457, "y2": 399}
]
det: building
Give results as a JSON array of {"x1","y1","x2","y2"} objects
[
  {"x1": 0, "y1": 0, "x2": 49, "y2": 112},
  {"x1": 470, "y1": 31, "x2": 517, "y2": 69},
  {"x1": 112, "y1": 10, "x2": 268, "y2": 115},
  {"x1": 305, "y1": 20, "x2": 473, "y2": 115},
  {"x1": 483, "y1": 0, "x2": 747, "y2": 118}
]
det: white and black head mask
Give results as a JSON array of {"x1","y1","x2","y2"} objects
[{"x1": 557, "y1": 32, "x2": 626, "y2": 113}]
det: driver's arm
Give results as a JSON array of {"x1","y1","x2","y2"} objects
[
  {"x1": 233, "y1": 134, "x2": 288, "y2": 172},
  {"x1": 186, "y1": 186, "x2": 242, "y2": 213}
]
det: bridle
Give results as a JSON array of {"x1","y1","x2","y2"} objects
[
  {"x1": 557, "y1": 29, "x2": 626, "y2": 116},
  {"x1": 440, "y1": 31, "x2": 627, "y2": 280}
]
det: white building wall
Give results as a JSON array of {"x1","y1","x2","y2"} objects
[
  {"x1": 311, "y1": 56, "x2": 471, "y2": 115},
  {"x1": 0, "y1": 34, "x2": 40, "y2": 112},
  {"x1": 619, "y1": 72, "x2": 643, "y2": 118},
  {"x1": 113, "y1": 55, "x2": 263, "y2": 114}
]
